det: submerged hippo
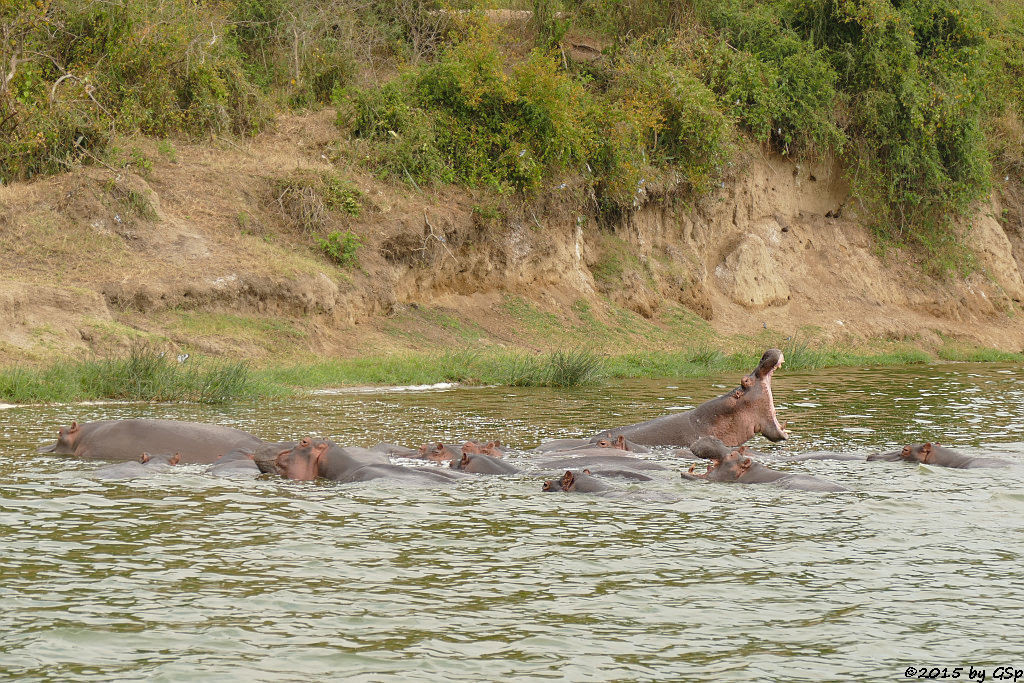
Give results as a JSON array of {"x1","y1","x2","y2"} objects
[
  {"x1": 369, "y1": 442, "x2": 420, "y2": 458},
  {"x1": 207, "y1": 450, "x2": 261, "y2": 478},
  {"x1": 275, "y1": 438, "x2": 460, "y2": 485},
  {"x1": 93, "y1": 452, "x2": 181, "y2": 480},
  {"x1": 414, "y1": 442, "x2": 463, "y2": 462},
  {"x1": 462, "y1": 440, "x2": 508, "y2": 458},
  {"x1": 450, "y1": 452, "x2": 519, "y2": 475},
  {"x1": 39, "y1": 419, "x2": 264, "y2": 464},
  {"x1": 250, "y1": 442, "x2": 300, "y2": 474},
  {"x1": 892, "y1": 443, "x2": 1017, "y2": 469},
  {"x1": 542, "y1": 470, "x2": 612, "y2": 493},
  {"x1": 688, "y1": 437, "x2": 864, "y2": 463},
  {"x1": 535, "y1": 449, "x2": 667, "y2": 472},
  {"x1": 595, "y1": 348, "x2": 788, "y2": 448},
  {"x1": 682, "y1": 449, "x2": 848, "y2": 492},
  {"x1": 533, "y1": 435, "x2": 651, "y2": 454},
  {"x1": 690, "y1": 436, "x2": 769, "y2": 461}
]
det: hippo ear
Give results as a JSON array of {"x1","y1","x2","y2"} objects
[
  {"x1": 69, "y1": 421, "x2": 80, "y2": 433},
  {"x1": 732, "y1": 389, "x2": 743, "y2": 399},
  {"x1": 460, "y1": 454, "x2": 470, "y2": 468},
  {"x1": 312, "y1": 442, "x2": 330, "y2": 466},
  {"x1": 246, "y1": 453, "x2": 255, "y2": 460},
  {"x1": 170, "y1": 453, "x2": 181, "y2": 465},
  {"x1": 583, "y1": 468, "x2": 592, "y2": 475},
  {"x1": 561, "y1": 470, "x2": 575, "y2": 489},
  {"x1": 741, "y1": 457, "x2": 752, "y2": 467},
  {"x1": 140, "y1": 452, "x2": 151, "y2": 463}
]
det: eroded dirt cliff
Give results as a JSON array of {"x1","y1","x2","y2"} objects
[{"x1": 1, "y1": 110, "x2": 1022, "y2": 365}]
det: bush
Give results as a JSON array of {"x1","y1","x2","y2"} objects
[
  {"x1": 316, "y1": 230, "x2": 362, "y2": 266},
  {"x1": 348, "y1": 28, "x2": 593, "y2": 193},
  {"x1": 602, "y1": 40, "x2": 733, "y2": 198},
  {"x1": 695, "y1": 0, "x2": 844, "y2": 154},
  {"x1": 272, "y1": 169, "x2": 362, "y2": 232},
  {"x1": 0, "y1": 0, "x2": 272, "y2": 181}
]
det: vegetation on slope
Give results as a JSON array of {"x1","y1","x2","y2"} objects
[{"x1": 2, "y1": 0, "x2": 1022, "y2": 266}]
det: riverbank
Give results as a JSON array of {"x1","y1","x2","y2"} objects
[{"x1": 3, "y1": 340, "x2": 1021, "y2": 404}]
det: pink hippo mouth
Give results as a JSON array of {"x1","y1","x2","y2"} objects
[{"x1": 759, "y1": 351, "x2": 788, "y2": 441}]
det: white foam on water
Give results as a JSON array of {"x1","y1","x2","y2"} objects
[{"x1": 311, "y1": 382, "x2": 459, "y2": 395}]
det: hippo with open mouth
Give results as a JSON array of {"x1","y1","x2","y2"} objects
[{"x1": 595, "y1": 348, "x2": 788, "y2": 447}]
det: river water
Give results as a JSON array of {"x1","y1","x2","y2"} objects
[{"x1": 1, "y1": 363, "x2": 1023, "y2": 680}]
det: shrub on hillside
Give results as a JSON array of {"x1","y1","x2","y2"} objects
[{"x1": 348, "y1": 28, "x2": 593, "y2": 193}]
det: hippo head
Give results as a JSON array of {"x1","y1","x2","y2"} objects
[
  {"x1": 701, "y1": 348, "x2": 788, "y2": 446},
  {"x1": 541, "y1": 478, "x2": 562, "y2": 492},
  {"x1": 419, "y1": 442, "x2": 452, "y2": 462},
  {"x1": 683, "y1": 449, "x2": 752, "y2": 482},
  {"x1": 901, "y1": 443, "x2": 935, "y2": 464},
  {"x1": 140, "y1": 452, "x2": 181, "y2": 466},
  {"x1": 689, "y1": 436, "x2": 733, "y2": 461},
  {"x1": 595, "y1": 436, "x2": 630, "y2": 451},
  {"x1": 275, "y1": 437, "x2": 327, "y2": 480},
  {"x1": 38, "y1": 421, "x2": 82, "y2": 454}
]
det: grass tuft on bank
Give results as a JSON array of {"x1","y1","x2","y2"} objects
[{"x1": 0, "y1": 344, "x2": 276, "y2": 404}]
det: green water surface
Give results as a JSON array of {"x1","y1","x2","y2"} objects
[{"x1": 1, "y1": 363, "x2": 1022, "y2": 680}]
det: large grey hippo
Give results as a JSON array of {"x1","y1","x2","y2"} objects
[
  {"x1": 39, "y1": 419, "x2": 264, "y2": 464},
  {"x1": 595, "y1": 348, "x2": 788, "y2": 448}
]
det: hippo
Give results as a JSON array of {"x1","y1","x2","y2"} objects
[
  {"x1": 39, "y1": 419, "x2": 264, "y2": 464},
  {"x1": 536, "y1": 450, "x2": 667, "y2": 472},
  {"x1": 369, "y1": 442, "x2": 420, "y2": 458},
  {"x1": 248, "y1": 442, "x2": 300, "y2": 474},
  {"x1": 450, "y1": 452, "x2": 520, "y2": 475},
  {"x1": 533, "y1": 438, "x2": 592, "y2": 453},
  {"x1": 414, "y1": 442, "x2": 463, "y2": 462},
  {"x1": 275, "y1": 438, "x2": 460, "y2": 484},
  {"x1": 461, "y1": 440, "x2": 508, "y2": 458},
  {"x1": 542, "y1": 470, "x2": 613, "y2": 493},
  {"x1": 534, "y1": 435, "x2": 651, "y2": 454},
  {"x1": 688, "y1": 438, "x2": 864, "y2": 463},
  {"x1": 866, "y1": 450, "x2": 903, "y2": 462},
  {"x1": 208, "y1": 449, "x2": 261, "y2": 478},
  {"x1": 93, "y1": 452, "x2": 181, "y2": 480},
  {"x1": 682, "y1": 448, "x2": 848, "y2": 492},
  {"x1": 595, "y1": 348, "x2": 788, "y2": 447},
  {"x1": 893, "y1": 443, "x2": 1017, "y2": 469},
  {"x1": 690, "y1": 436, "x2": 769, "y2": 461}
]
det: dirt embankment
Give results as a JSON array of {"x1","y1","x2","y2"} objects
[{"x1": 1, "y1": 110, "x2": 1023, "y2": 366}]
